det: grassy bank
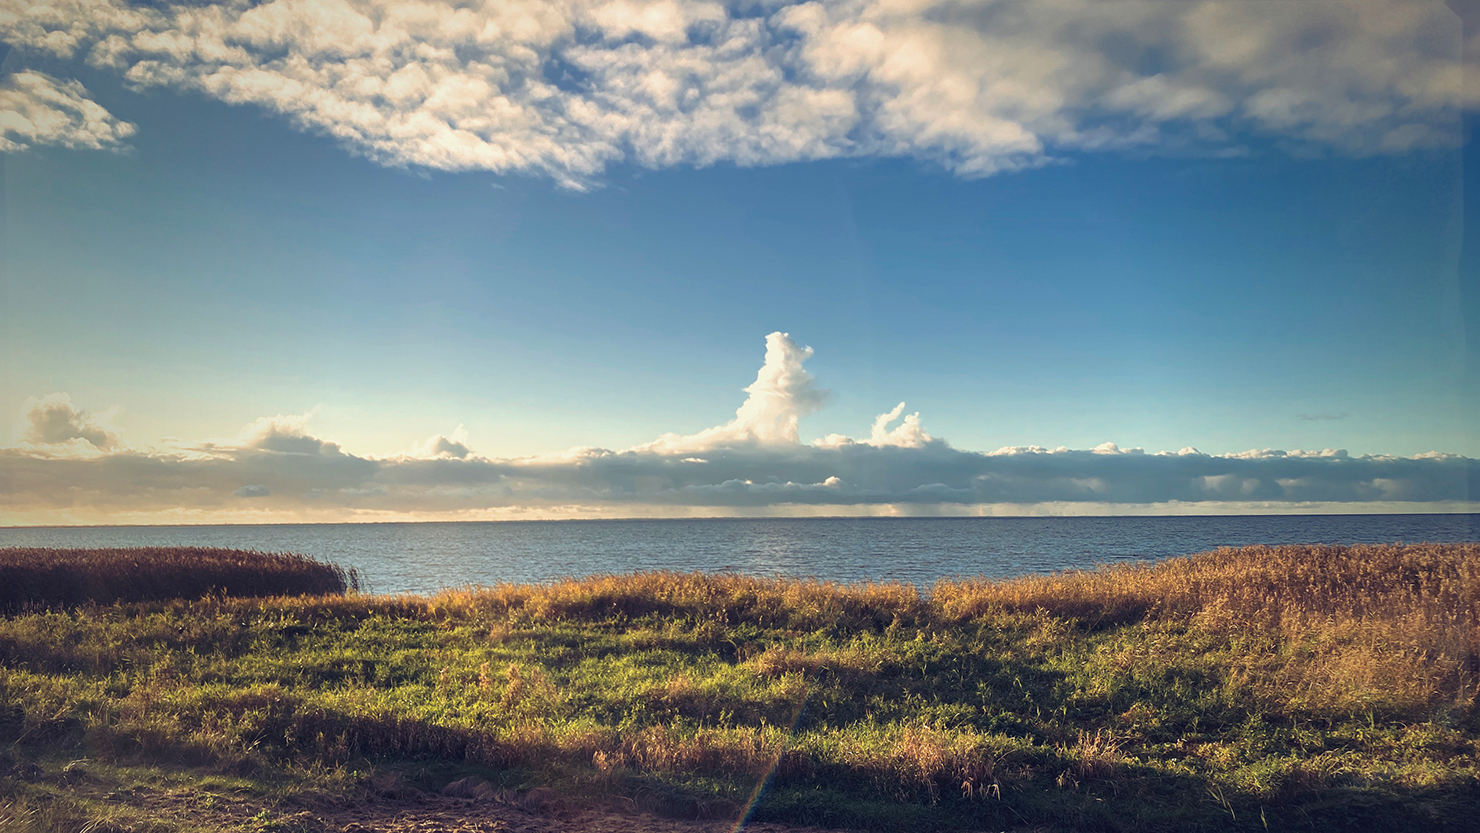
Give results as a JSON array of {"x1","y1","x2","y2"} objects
[{"x1": 1, "y1": 543, "x2": 1477, "y2": 831}]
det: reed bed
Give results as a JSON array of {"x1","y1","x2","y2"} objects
[{"x1": 0, "y1": 547, "x2": 359, "y2": 609}]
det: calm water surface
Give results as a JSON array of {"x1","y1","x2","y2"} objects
[{"x1": 2, "y1": 515, "x2": 1476, "y2": 595}]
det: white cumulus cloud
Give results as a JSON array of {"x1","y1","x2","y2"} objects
[
  {"x1": 0, "y1": 70, "x2": 135, "y2": 151},
  {"x1": 639, "y1": 331, "x2": 831, "y2": 453},
  {"x1": 818, "y1": 401, "x2": 936, "y2": 448},
  {"x1": 867, "y1": 402, "x2": 931, "y2": 448},
  {"x1": 0, "y1": 0, "x2": 1468, "y2": 183}
]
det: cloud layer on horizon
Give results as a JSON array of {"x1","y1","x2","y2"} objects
[
  {"x1": 3, "y1": 333, "x2": 1475, "y2": 523},
  {"x1": 1, "y1": 0, "x2": 1470, "y2": 184}
]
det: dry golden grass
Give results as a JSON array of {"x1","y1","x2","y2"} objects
[
  {"x1": 792, "y1": 725, "x2": 1009, "y2": 802},
  {"x1": 935, "y1": 543, "x2": 1477, "y2": 628},
  {"x1": 746, "y1": 644, "x2": 884, "y2": 679},
  {"x1": 936, "y1": 543, "x2": 1480, "y2": 715},
  {"x1": 1065, "y1": 729, "x2": 1124, "y2": 782}
]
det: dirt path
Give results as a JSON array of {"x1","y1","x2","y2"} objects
[
  {"x1": 329, "y1": 795, "x2": 840, "y2": 833},
  {"x1": 74, "y1": 769, "x2": 1028, "y2": 832},
  {"x1": 95, "y1": 778, "x2": 884, "y2": 833}
]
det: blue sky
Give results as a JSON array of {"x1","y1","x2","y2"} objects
[{"x1": 1, "y1": 0, "x2": 1477, "y2": 523}]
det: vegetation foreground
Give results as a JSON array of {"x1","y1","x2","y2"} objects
[{"x1": 1, "y1": 544, "x2": 1477, "y2": 832}]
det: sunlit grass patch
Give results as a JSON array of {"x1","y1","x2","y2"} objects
[{"x1": 937, "y1": 543, "x2": 1480, "y2": 717}]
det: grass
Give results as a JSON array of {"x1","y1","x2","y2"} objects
[
  {"x1": 936, "y1": 543, "x2": 1480, "y2": 717},
  {"x1": 0, "y1": 548, "x2": 359, "y2": 611},
  {"x1": 0, "y1": 543, "x2": 1476, "y2": 831}
]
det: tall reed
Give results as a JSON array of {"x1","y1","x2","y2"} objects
[{"x1": 0, "y1": 547, "x2": 358, "y2": 609}]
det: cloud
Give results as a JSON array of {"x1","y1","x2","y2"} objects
[
  {"x1": 865, "y1": 402, "x2": 932, "y2": 448},
  {"x1": 2, "y1": 332, "x2": 1476, "y2": 522},
  {"x1": 12, "y1": 392, "x2": 123, "y2": 453},
  {"x1": 817, "y1": 401, "x2": 935, "y2": 449},
  {"x1": 639, "y1": 332, "x2": 831, "y2": 454},
  {"x1": 238, "y1": 412, "x2": 346, "y2": 456},
  {"x1": 410, "y1": 425, "x2": 472, "y2": 459},
  {"x1": 0, "y1": 70, "x2": 136, "y2": 151},
  {"x1": 0, "y1": 0, "x2": 1467, "y2": 184}
]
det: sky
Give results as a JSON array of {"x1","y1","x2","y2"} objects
[{"x1": 1, "y1": 0, "x2": 1478, "y2": 524}]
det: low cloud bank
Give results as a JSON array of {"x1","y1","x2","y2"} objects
[
  {"x1": 3, "y1": 333, "x2": 1475, "y2": 522},
  {"x1": 2, "y1": 0, "x2": 1470, "y2": 183},
  {"x1": 10, "y1": 393, "x2": 123, "y2": 454}
]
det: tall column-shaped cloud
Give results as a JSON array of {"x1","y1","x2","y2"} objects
[
  {"x1": 729, "y1": 332, "x2": 831, "y2": 444},
  {"x1": 640, "y1": 331, "x2": 831, "y2": 453}
]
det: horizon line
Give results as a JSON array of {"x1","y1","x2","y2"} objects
[{"x1": 4, "y1": 509, "x2": 1478, "y2": 531}]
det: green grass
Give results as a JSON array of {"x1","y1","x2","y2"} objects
[{"x1": 1, "y1": 544, "x2": 1477, "y2": 831}]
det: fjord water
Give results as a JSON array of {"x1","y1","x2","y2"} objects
[{"x1": 3, "y1": 514, "x2": 1477, "y2": 595}]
